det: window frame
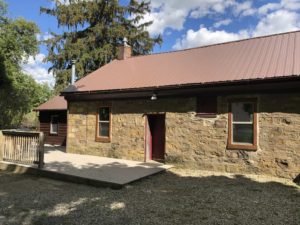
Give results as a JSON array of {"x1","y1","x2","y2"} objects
[
  {"x1": 50, "y1": 115, "x2": 59, "y2": 135},
  {"x1": 196, "y1": 95, "x2": 218, "y2": 118},
  {"x1": 227, "y1": 98, "x2": 257, "y2": 151},
  {"x1": 95, "y1": 106, "x2": 112, "y2": 142}
]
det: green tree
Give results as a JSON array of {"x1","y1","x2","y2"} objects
[
  {"x1": 0, "y1": 73, "x2": 52, "y2": 128},
  {"x1": 41, "y1": 0, "x2": 162, "y2": 92},
  {"x1": 0, "y1": 0, "x2": 53, "y2": 128}
]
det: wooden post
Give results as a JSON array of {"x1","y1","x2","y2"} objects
[{"x1": 38, "y1": 132, "x2": 45, "y2": 169}]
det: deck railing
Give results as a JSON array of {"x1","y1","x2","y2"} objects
[{"x1": 1, "y1": 130, "x2": 45, "y2": 168}]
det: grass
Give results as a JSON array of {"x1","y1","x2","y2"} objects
[{"x1": 0, "y1": 168, "x2": 299, "y2": 225}]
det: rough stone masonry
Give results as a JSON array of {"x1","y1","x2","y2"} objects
[{"x1": 67, "y1": 93, "x2": 300, "y2": 179}]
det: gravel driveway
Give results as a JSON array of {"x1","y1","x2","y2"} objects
[{"x1": 0, "y1": 169, "x2": 299, "y2": 225}]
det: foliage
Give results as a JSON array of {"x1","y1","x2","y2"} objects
[
  {"x1": 41, "y1": 0, "x2": 162, "y2": 92},
  {"x1": 0, "y1": 0, "x2": 53, "y2": 128},
  {"x1": 21, "y1": 111, "x2": 40, "y2": 129},
  {"x1": 0, "y1": 73, "x2": 52, "y2": 128}
]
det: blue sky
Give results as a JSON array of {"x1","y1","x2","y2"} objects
[{"x1": 5, "y1": 0, "x2": 300, "y2": 85}]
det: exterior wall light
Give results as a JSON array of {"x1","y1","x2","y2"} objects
[{"x1": 151, "y1": 93, "x2": 157, "y2": 100}]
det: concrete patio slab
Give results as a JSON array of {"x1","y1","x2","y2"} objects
[
  {"x1": 0, "y1": 146, "x2": 172, "y2": 188},
  {"x1": 43, "y1": 149, "x2": 172, "y2": 185}
]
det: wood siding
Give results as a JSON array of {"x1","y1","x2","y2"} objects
[{"x1": 39, "y1": 110, "x2": 67, "y2": 146}]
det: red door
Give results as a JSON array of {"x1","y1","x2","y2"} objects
[{"x1": 146, "y1": 114, "x2": 165, "y2": 162}]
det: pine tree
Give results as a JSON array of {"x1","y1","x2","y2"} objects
[{"x1": 41, "y1": 0, "x2": 162, "y2": 92}]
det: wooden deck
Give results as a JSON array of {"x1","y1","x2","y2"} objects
[{"x1": 0, "y1": 146, "x2": 172, "y2": 188}]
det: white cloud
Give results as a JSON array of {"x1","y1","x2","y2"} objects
[
  {"x1": 21, "y1": 54, "x2": 55, "y2": 87},
  {"x1": 60, "y1": 0, "x2": 70, "y2": 4},
  {"x1": 173, "y1": 27, "x2": 249, "y2": 50},
  {"x1": 36, "y1": 32, "x2": 54, "y2": 42},
  {"x1": 253, "y1": 10, "x2": 300, "y2": 37},
  {"x1": 232, "y1": 0, "x2": 256, "y2": 17},
  {"x1": 213, "y1": 19, "x2": 232, "y2": 28},
  {"x1": 189, "y1": 0, "x2": 235, "y2": 19},
  {"x1": 173, "y1": 0, "x2": 300, "y2": 50},
  {"x1": 139, "y1": 0, "x2": 237, "y2": 35},
  {"x1": 50, "y1": 0, "x2": 69, "y2": 7},
  {"x1": 52, "y1": 0, "x2": 93, "y2": 7},
  {"x1": 281, "y1": 0, "x2": 300, "y2": 11},
  {"x1": 141, "y1": 7, "x2": 188, "y2": 35},
  {"x1": 139, "y1": 0, "x2": 295, "y2": 36},
  {"x1": 258, "y1": 3, "x2": 281, "y2": 15},
  {"x1": 258, "y1": 0, "x2": 300, "y2": 15}
]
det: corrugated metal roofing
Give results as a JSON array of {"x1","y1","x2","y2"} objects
[
  {"x1": 63, "y1": 31, "x2": 300, "y2": 93},
  {"x1": 35, "y1": 95, "x2": 67, "y2": 111}
]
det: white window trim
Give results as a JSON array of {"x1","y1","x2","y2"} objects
[{"x1": 50, "y1": 115, "x2": 59, "y2": 135}]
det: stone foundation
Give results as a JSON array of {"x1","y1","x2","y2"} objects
[{"x1": 67, "y1": 93, "x2": 300, "y2": 179}]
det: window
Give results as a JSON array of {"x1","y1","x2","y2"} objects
[
  {"x1": 96, "y1": 107, "x2": 111, "y2": 142},
  {"x1": 196, "y1": 96, "x2": 217, "y2": 117},
  {"x1": 227, "y1": 99, "x2": 257, "y2": 150},
  {"x1": 50, "y1": 115, "x2": 59, "y2": 135}
]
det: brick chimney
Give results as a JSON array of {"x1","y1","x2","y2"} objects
[{"x1": 117, "y1": 37, "x2": 132, "y2": 60}]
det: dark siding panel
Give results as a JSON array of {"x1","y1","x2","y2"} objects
[
  {"x1": 196, "y1": 96, "x2": 217, "y2": 116},
  {"x1": 39, "y1": 110, "x2": 67, "y2": 146}
]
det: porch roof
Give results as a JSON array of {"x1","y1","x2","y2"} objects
[{"x1": 35, "y1": 95, "x2": 67, "y2": 111}]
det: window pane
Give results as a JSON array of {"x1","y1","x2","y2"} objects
[
  {"x1": 99, "y1": 122, "x2": 109, "y2": 137},
  {"x1": 232, "y1": 102, "x2": 253, "y2": 122},
  {"x1": 50, "y1": 116, "x2": 58, "y2": 134},
  {"x1": 233, "y1": 124, "x2": 253, "y2": 144},
  {"x1": 99, "y1": 107, "x2": 109, "y2": 121},
  {"x1": 51, "y1": 124, "x2": 58, "y2": 134}
]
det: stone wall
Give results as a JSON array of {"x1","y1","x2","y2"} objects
[
  {"x1": 67, "y1": 93, "x2": 300, "y2": 179},
  {"x1": 67, "y1": 98, "x2": 193, "y2": 161}
]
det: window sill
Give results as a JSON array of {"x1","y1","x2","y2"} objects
[
  {"x1": 95, "y1": 137, "x2": 111, "y2": 143},
  {"x1": 226, "y1": 143, "x2": 257, "y2": 151},
  {"x1": 196, "y1": 113, "x2": 217, "y2": 118},
  {"x1": 49, "y1": 133, "x2": 58, "y2": 136}
]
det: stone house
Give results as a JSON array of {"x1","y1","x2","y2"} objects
[{"x1": 58, "y1": 31, "x2": 300, "y2": 179}]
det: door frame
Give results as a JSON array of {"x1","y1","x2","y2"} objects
[{"x1": 144, "y1": 113, "x2": 166, "y2": 162}]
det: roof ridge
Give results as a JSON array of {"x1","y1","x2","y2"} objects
[{"x1": 127, "y1": 30, "x2": 300, "y2": 59}]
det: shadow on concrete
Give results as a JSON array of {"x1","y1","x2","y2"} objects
[{"x1": 0, "y1": 170, "x2": 299, "y2": 225}]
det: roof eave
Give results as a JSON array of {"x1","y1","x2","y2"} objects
[
  {"x1": 34, "y1": 108, "x2": 67, "y2": 112},
  {"x1": 61, "y1": 76, "x2": 300, "y2": 101}
]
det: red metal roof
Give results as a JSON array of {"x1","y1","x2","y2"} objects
[
  {"x1": 63, "y1": 31, "x2": 300, "y2": 93},
  {"x1": 35, "y1": 95, "x2": 67, "y2": 111}
]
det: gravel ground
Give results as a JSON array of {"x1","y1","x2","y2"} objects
[{"x1": 0, "y1": 169, "x2": 299, "y2": 225}]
